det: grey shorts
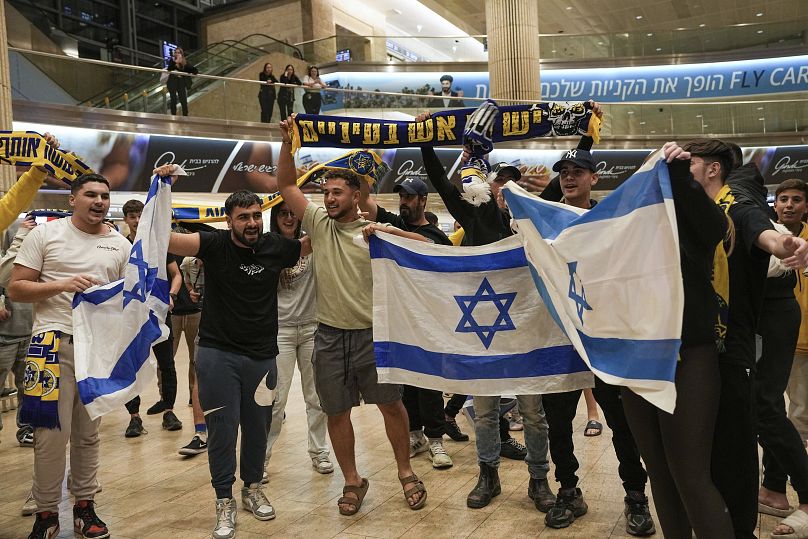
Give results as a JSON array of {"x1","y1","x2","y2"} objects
[{"x1": 312, "y1": 323, "x2": 402, "y2": 416}]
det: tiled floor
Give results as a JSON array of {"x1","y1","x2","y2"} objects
[{"x1": 0, "y1": 340, "x2": 793, "y2": 538}]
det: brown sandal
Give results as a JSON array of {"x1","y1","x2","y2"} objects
[
  {"x1": 338, "y1": 478, "x2": 369, "y2": 516},
  {"x1": 399, "y1": 474, "x2": 427, "y2": 510}
]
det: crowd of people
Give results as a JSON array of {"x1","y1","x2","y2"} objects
[{"x1": 1, "y1": 106, "x2": 808, "y2": 539}]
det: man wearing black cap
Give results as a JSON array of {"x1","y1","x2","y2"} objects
[
  {"x1": 439, "y1": 75, "x2": 464, "y2": 108},
  {"x1": 539, "y1": 149, "x2": 656, "y2": 536},
  {"x1": 358, "y1": 177, "x2": 459, "y2": 468}
]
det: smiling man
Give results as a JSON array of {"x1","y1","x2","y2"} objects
[
  {"x1": 162, "y1": 170, "x2": 311, "y2": 539},
  {"x1": 9, "y1": 173, "x2": 131, "y2": 539}
]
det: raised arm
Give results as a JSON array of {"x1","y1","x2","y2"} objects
[
  {"x1": 277, "y1": 116, "x2": 311, "y2": 220},
  {"x1": 362, "y1": 223, "x2": 429, "y2": 243}
]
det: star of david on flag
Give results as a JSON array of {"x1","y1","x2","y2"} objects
[
  {"x1": 503, "y1": 150, "x2": 683, "y2": 413},
  {"x1": 454, "y1": 278, "x2": 516, "y2": 349},
  {"x1": 72, "y1": 169, "x2": 179, "y2": 420},
  {"x1": 367, "y1": 232, "x2": 593, "y2": 396}
]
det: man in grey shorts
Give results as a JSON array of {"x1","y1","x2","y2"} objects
[{"x1": 277, "y1": 115, "x2": 432, "y2": 516}]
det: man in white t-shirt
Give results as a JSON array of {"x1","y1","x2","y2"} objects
[{"x1": 9, "y1": 173, "x2": 131, "y2": 539}]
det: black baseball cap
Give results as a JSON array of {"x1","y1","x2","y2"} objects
[
  {"x1": 394, "y1": 177, "x2": 428, "y2": 196},
  {"x1": 552, "y1": 149, "x2": 597, "y2": 172},
  {"x1": 492, "y1": 162, "x2": 522, "y2": 181}
]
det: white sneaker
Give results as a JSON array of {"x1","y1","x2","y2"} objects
[
  {"x1": 241, "y1": 483, "x2": 276, "y2": 521},
  {"x1": 261, "y1": 469, "x2": 269, "y2": 484},
  {"x1": 312, "y1": 455, "x2": 334, "y2": 474},
  {"x1": 409, "y1": 431, "x2": 429, "y2": 458},
  {"x1": 428, "y1": 439, "x2": 453, "y2": 469},
  {"x1": 213, "y1": 498, "x2": 236, "y2": 539},
  {"x1": 21, "y1": 491, "x2": 37, "y2": 516}
]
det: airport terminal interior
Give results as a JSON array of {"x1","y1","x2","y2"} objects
[{"x1": 0, "y1": 0, "x2": 807, "y2": 537}]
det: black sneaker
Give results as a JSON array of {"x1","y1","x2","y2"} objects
[
  {"x1": 545, "y1": 487, "x2": 588, "y2": 529},
  {"x1": 162, "y1": 410, "x2": 183, "y2": 431},
  {"x1": 17, "y1": 425, "x2": 34, "y2": 446},
  {"x1": 73, "y1": 500, "x2": 109, "y2": 538},
  {"x1": 146, "y1": 400, "x2": 167, "y2": 415},
  {"x1": 624, "y1": 490, "x2": 656, "y2": 536},
  {"x1": 124, "y1": 416, "x2": 146, "y2": 438},
  {"x1": 500, "y1": 437, "x2": 527, "y2": 460},
  {"x1": 179, "y1": 434, "x2": 208, "y2": 456},
  {"x1": 445, "y1": 416, "x2": 470, "y2": 442},
  {"x1": 28, "y1": 511, "x2": 59, "y2": 539}
]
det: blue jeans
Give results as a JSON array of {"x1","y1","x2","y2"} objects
[{"x1": 473, "y1": 394, "x2": 549, "y2": 479}]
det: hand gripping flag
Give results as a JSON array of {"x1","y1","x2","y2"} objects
[
  {"x1": 72, "y1": 172, "x2": 174, "y2": 419},
  {"x1": 502, "y1": 151, "x2": 683, "y2": 413},
  {"x1": 367, "y1": 232, "x2": 594, "y2": 395}
]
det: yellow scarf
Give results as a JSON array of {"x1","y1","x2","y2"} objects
[
  {"x1": 712, "y1": 184, "x2": 734, "y2": 351},
  {"x1": 0, "y1": 132, "x2": 93, "y2": 183}
]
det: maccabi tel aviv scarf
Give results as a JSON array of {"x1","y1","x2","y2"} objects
[
  {"x1": 290, "y1": 102, "x2": 602, "y2": 153},
  {"x1": 0, "y1": 131, "x2": 94, "y2": 183}
]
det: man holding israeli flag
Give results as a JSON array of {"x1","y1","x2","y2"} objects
[{"x1": 9, "y1": 172, "x2": 133, "y2": 539}]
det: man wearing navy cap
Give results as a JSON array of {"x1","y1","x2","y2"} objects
[{"x1": 358, "y1": 178, "x2": 459, "y2": 468}]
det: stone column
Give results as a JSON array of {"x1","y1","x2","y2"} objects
[
  {"x1": 485, "y1": 0, "x2": 541, "y2": 103},
  {"x1": 0, "y1": 0, "x2": 16, "y2": 193},
  {"x1": 301, "y1": 0, "x2": 336, "y2": 65}
]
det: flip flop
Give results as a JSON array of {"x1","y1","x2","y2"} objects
[
  {"x1": 759, "y1": 501, "x2": 795, "y2": 518},
  {"x1": 583, "y1": 420, "x2": 603, "y2": 437},
  {"x1": 400, "y1": 474, "x2": 427, "y2": 510},
  {"x1": 338, "y1": 478, "x2": 369, "y2": 516},
  {"x1": 773, "y1": 508, "x2": 808, "y2": 538}
]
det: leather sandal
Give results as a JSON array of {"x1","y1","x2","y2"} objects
[
  {"x1": 400, "y1": 474, "x2": 427, "y2": 510},
  {"x1": 337, "y1": 478, "x2": 369, "y2": 516}
]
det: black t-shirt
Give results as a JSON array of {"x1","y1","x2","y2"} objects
[
  {"x1": 375, "y1": 206, "x2": 453, "y2": 246},
  {"x1": 196, "y1": 229, "x2": 301, "y2": 359},
  {"x1": 722, "y1": 202, "x2": 774, "y2": 368},
  {"x1": 169, "y1": 254, "x2": 201, "y2": 315}
]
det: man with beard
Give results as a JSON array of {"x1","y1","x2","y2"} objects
[
  {"x1": 277, "y1": 116, "x2": 434, "y2": 517},
  {"x1": 358, "y1": 176, "x2": 455, "y2": 468},
  {"x1": 160, "y1": 168, "x2": 311, "y2": 539}
]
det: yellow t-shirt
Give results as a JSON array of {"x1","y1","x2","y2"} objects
[
  {"x1": 302, "y1": 203, "x2": 373, "y2": 329},
  {"x1": 794, "y1": 223, "x2": 808, "y2": 354}
]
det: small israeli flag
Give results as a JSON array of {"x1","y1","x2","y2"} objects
[
  {"x1": 72, "y1": 173, "x2": 174, "y2": 419},
  {"x1": 368, "y1": 233, "x2": 593, "y2": 396},
  {"x1": 502, "y1": 151, "x2": 683, "y2": 413}
]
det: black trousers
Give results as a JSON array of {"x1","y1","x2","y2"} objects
[
  {"x1": 258, "y1": 91, "x2": 275, "y2": 123},
  {"x1": 125, "y1": 316, "x2": 177, "y2": 413},
  {"x1": 712, "y1": 361, "x2": 758, "y2": 539},
  {"x1": 169, "y1": 84, "x2": 188, "y2": 116},
  {"x1": 757, "y1": 297, "x2": 808, "y2": 503},
  {"x1": 445, "y1": 393, "x2": 511, "y2": 440},
  {"x1": 403, "y1": 385, "x2": 445, "y2": 439},
  {"x1": 543, "y1": 379, "x2": 647, "y2": 492},
  {"x1": 302, "y1": 92, "x2": 322, "y2": 114},
  {"x1": 278, "y1": 99, "x2": 294, "y2": 120}
]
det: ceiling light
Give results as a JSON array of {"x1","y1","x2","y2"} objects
[
  {"x1": 598, "y1": 41, "x2": 604, "y2": 45},
  {"x1": 656, "y1": 47, "x2": 662, "y2": 51},
  {"x1": 565, "y1": 6, "x2": 572, "y2": 9},
  {"x1": 758, "y1": 117, "x2": 766, "y2": 121},
  {"x1": 650, "y1": 130, "x2": 657, "y2": 134},
  {"x1": 551, "y1": 49, "x2": 557, "y2": 53},
  {"x1": 639, "y1": 121, "x2": 646, "y2": 125},
  {"x1": 757, "y1": 106, "x2": 764, "y2": 110},
  {"x1": 699, "y1": 23, "x2": 706, "y2": 27},
  {"x1": 627, "y1": 110, "x2": 634, "y2": 114},
  {"x1": 756, "y1": 12, "x2": 764, "y2": 16},
  {"x1": 416, "y1": 24, "x2": 422, "y2": 32},
  {"x1": 635, "y1": 15, "x2": 643, "y2": 20},
  {"x1": 646, "y1": 33, "x2": 653, "y2": 37},
  {"x1": 452, "y1": 45, "x2": 457, "y2": 52},
  {"x1": 696, "y1": 114, "x2": 703, "y2": 118},
  {"x1": 757, "y1": 29, "x2": 764, "y2": 33}
]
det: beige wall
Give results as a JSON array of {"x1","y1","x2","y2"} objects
[{"x1": 202, "y1": 0, "x2": 304, "y2": 46}]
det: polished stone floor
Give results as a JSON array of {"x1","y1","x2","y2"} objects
[{"x1": 0, "y1": 338, "x2": 792, "y2": 538}]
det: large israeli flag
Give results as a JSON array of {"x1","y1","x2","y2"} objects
[
  {"x1": 368, "y1": 233, "x2": 593, "y2": 396},
  {"x1": 72, "y1": 174, "x2": 173, "y2": 419},
  {"x1": 502, "y1": 150, "x2": 683, "y2": 413}
]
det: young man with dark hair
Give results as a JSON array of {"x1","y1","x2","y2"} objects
[
  {"x1": 756, "y1": 178, "x2": 808, "y2": 535},
  {"x1": 680, "y1": 139, "x2": 808, "y2": 539},
  {"x1": 277, "y1": 116, "x2": 433, "y2": 517},
  {"x1": 120, "y1": 198, "x2": 183, "y2": 437},
  {"x1": 161, "y1": 174, "x2": 311, "y2": 539},
  {"x1": 358, "y1": 176, "x2": 456, "y2": 468},
  {"x1": 538, "y1": 149, "x2": 655, "y2": 535},
  {"x1": 9, "y1": 173, "x2": 131, "y2": 539}
]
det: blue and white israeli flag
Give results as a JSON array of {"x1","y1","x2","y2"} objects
[
  {"x1": 368, "y1": 233, "x2": 593, "y2": 396},
  {"x1": 72, "y1": 174, "x2": 173, "y2": 419},
  {"x1": 502, "y1": 150, "x2": 683, "y2": 413}
]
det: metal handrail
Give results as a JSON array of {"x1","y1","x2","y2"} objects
[{"x1": 10, "y1": 47, "x2": 808, "y2": 109}]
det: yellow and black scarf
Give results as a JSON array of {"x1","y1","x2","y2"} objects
[
  {"x1": 20, "y1": 331, "x2": 62, "y2": 429},
  {"x1": 0, "y1": 132, "x2": 93, "y2": 183},
  {"x1": 712, "y1": 184, "x2": 735, "y2": 352}
]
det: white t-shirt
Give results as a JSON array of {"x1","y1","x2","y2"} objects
[
  {"x1": 15, "y1": 218, "x2": 131, "y2": 335},
  {"x1": 303, "y1": 75, "x2": 323, "y2": 93}
]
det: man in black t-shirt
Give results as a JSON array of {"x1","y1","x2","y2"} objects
[
  {"x1": 358, "y1": 177, "x2": 459, "y2": 469},
  {"x1": 161, "y1": 166, "x2": 310, "y2": 539},
  {"x1": 680, "y1": 139, "x2": 808, "y2": 539}
]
